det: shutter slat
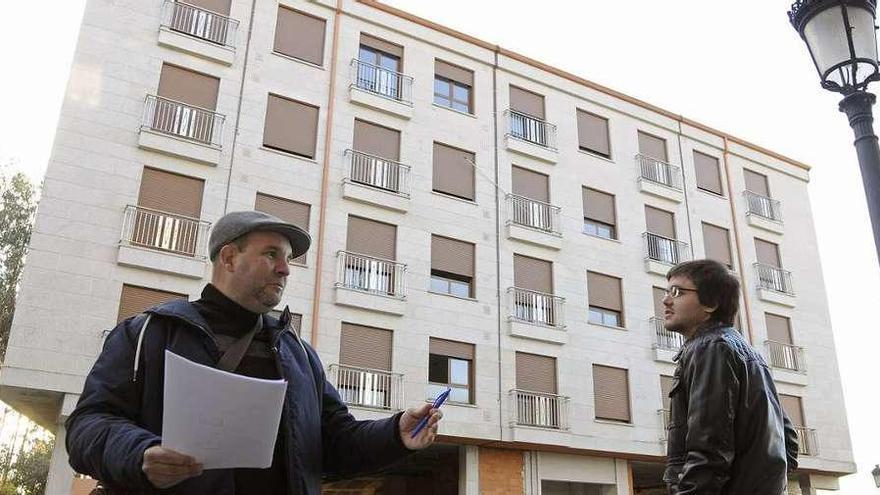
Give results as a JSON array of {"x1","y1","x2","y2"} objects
[
  {"x1": 583, "y1": 188, "x2": 616, "y2": 226},
  {"x1": 744, "y1": 169, "x2": 770, "y2": 197},
  {"x1": 187, "y1": 0, "x2": 231, "y2": 15},
  {"x1": 645, "y1": 206, "x2": 676, "y2": 239},
  {"x1": 429, "y1": 338, "x2": 474, "y2": 360},
  {"x1": 264, "y1": 94, "x2": 319, "y2": 158},
  {"x1": 515, "y1": 352, "x2": 556, "y2": 394},
  {"x1": 353, "y1": 119, "x2": 400, "y2": 161},
  {"x1": 274, "y1": 7, "x2": 326, "y2": 66},
  {"x1": 339, "y1": 323, "x2": 392, "y2": 371},
  {"x1": 702, "y1": 223, "x2": 732, "y2": 267},
  {"x1": 513, "y1": 254, "x2": 553, "y2": 294},
  {"x1": 118, "y1": 284, "x2": 186, "y2": 322},
  {"x1": 587, "y1": 271, "x2": 623, "y2": 312},
  {"x1": 346, "y1": 216, "x2": 396, "y2": 260},
  {"x1": 435, "y1": 59, "x2": 474, "y2": 87},
  {"x1": 511, "y1": 166, "x2": 549, "y2": 203},
  {"x1": 592, "y1": 364, "x2": 630, "y2": 422},
  {"x1": 431, "y1": 235, "x2": 475, "y2": 278},
  {"x1": 780, "y1": 394, "x2": 805, "y2": 426},
  {"x1": 509, "y1": 86, "x2": 545, "y2": 119},
  {"x1": 638, "y1": 131, "x2": 668, "y2": 162},
  {"x1": 158, "y1": 64, "x2": 219, "y2": 110},
  {"x1": 433, "y1": 142, "x2": 475, "y2": 200},
  {"x1": 138, "y1": 167, "x2": 204, "y2": 218},
  {"x1": 765, "y1": 313, "x2": 793, "y2": 344},
  {"x1": 694, "y1": 151, "x2": 723, "y2": 194},
  {"x1": 653, "y1": 287, "x2": 667, "y2": 317},
  {"x1": 577, "y1": 110, "x2": 610, "y2": 157},
  {"x1": 755, "y1": 238, "x2": 781, "y2": 267},
  {"x1": 360, "y1": 33, "x2": 403, "y2": 59}
]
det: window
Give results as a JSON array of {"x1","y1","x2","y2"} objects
[
  {"x1": 754, "y1": 238, "x2": 781, "y2": 267},
  {"x1": 157, "y1": 63, "x2": 219, "y2": 110},
  {"x1": 432, "y1": 142, "x2": 475, "y2": 201},
  {"x1": 637, "y1": 131, "x2": 668, "y2": 162},
  {"x1": 592, "y1": 364, "x2": 631, "y2": 423},
  {"x1": 154, "y1": 64, "x2": 220, "y2": 143},
  {"x1": 428, "y1": 338, "x2": 474, "y2": 404},
  {"x1": 357, "y1": 34, "x2": 404, "y2": 99},
  {"x1": 430, "y1": 235, "x2": 475, "y2": 298},
  {"x1": 509, "y1": 85, "x2": 545, "y2": 119},
  {"x1": 255, "y1": 193, "x2": 311, "y2": 264},
  {"x1": 511, "y1": 166, "x2": 552, "y2": 231},
  {"x1": 589, "y1": 307, "x2": 620, "y2": 327},
  {"x1": 434, "y1": 59, "x2": 473, "y2": 113},
  {"x1": 702, "y1": 222, "x2": 732, "y2": 268},
  {"x1": 263, "y1": 94, "x2": 319, "y2": 158},
  {"x1": 582, "y1": 187, "x2": 617, "y2": 239},
  {"x1": 344, "y1": 216, "x2": 398, "y2": 294},
  {"x1": 117, "y1": 284, "x2": 186, "y2": 323},
  {"x1": 694, "y1": 151, "x2": 723, "y2": 195},
  {"x1": 744, "y1": 169, "x2": 771, "y2": 197},
  {"x1": 133, "y1": 167, "x2": 204, "y2": 256},
  {"x1": 353, "y1": 119, "x2": 400, "y2": 161},
  {"x1": 576, "y1": 110, "x2": 610, "y2": 158},
  {"x1": 338, "y1": 323, "x2": 393, "y2": 408},
  {"x1": 587, "y1": 271, "x2": 624, "y2": 327},
  {"x1": 273, "y1": 6, "x2": 326, "y2": 66}
]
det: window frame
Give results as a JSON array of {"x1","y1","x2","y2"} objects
[
  {"x1": 588, "y1": 306, "x2": 622, "y2": 327},
  {"x1": 433, "y1": 75, "x2": 472, "y2": 114},
  {"x1": 427, "y1": 353, "x2": 473, "y2": 404},
  {"x1": 430, "y1": 269, "x2": 473, "y2": 299}
]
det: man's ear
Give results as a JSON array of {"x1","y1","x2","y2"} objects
[
  {"x1": 218, "y1": 244, "x2": 239, "y2": 271},
  {"x1": 704, "y1": 304, "x2": 718, "y2": 315}
]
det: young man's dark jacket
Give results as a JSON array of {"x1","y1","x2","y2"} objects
[
  {"x1": 664, "y1": 324, "x2": 799, "y2": 494},
  {"x1": 65, "y1": 299, "x2": 411, "y2": 494}
]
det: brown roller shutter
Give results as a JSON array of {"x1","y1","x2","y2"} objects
[
  {"x1": 274, "y1": 7, "x2": 326, "y2": 66},
  {"x1": 353, "y1": 120, "x2": 400, "y2": 161},
  {"x1": 339, "y1": 323, "x2": 392, "y2": 371},
  {"x1": 511, "y1": 166, "x2": 549, "y2": 203},
  {"x1": 433, "y1": 142, "x2": 475, "y2": 201},
  {"x1": 660, "y1": 375, "x2": 674, "y2": 411},
  {"x1": 653, "y1": 286, "x2": 667, "y2": 317},
  {"x1": 592, "y1": 364, "x2": 630, "y2": 422},
  {"x1": 638, "y1": 131, "x2": 668, "y2": 162},
  {"x1": 515, "y1": 352, "x2": 556, "y2": 394},
  {"x1": 509, "y1": 86, "x2": 545, "y2": 119},
  {"x1": 431, "y1": 235, "x2": 475, "y2": 278},
  {"x1": 702, "y1": 223, "x2": 732, "y2": 267},
  {"x1": 255, "y1": 193, "x2": 311, "y2": 264},
  {"x1": 755, "y1": 238, "x2": 781, "y2": 267},
  {"x1": 429, "y1": 337, "x2": 474, "y2": 360},
  {"x1": 765, "y1": 313, "x2": 793, "y2": 344},
  {"x1": 346, "y1": 216, "x2": 396, "y2": 260},
  {"x1": 577, "y1": 110, "x2": 610, "y2": 157},
  {"x1": 360, "y1": 33, "x2": 404, "y2": 60},
  {"x1": 264, "y1": 94, "x2": 319, "y2": 158},
  {"x1": 779, "y1": 394, "x2": 805, "y2": 427},
  {"x1": 435, "y1": 59, "x2": 474, "y2": 87},
  {"x1": 513, "y1": 254, "x2": 553, "y2": 294},
  {"x1": 158, "y1": 64, "x2": 219, "y2": 110},
  {"x1": 138, "y1": 167, "x2": 204, "y2": 218},
  {"x1": 694, "y1": 151, "x2": 723, "y2": 195},
  {"x1": 582, "y1": 188, "x2": 616, "y2": 226},
  {"x1": 744, "y1": 169, "x2": 770, "y2": 197},
  {"x1": 117, "y1": 284, "x2": 186, "y2": 323},
  {"x1": 645, "y1": 206, "x2": 676, "y2": 239},
  {"x1": 587, "y1": 271, "x2": 622, "y2": 312},
  {"x1": 186, "y1": 0, "x2": 231, "y2": 15}
]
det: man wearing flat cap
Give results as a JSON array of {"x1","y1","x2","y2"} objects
[{"x1": 66, "y1": 210, "x2": 442, "y2": 494}]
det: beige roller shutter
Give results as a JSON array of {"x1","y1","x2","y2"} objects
[
  {"x1": 660, "y1": 375, "x2": 674, "y2": 411},
  {"x1": 645, "y1": 206, "x2": 676, "y2": 239},
  {"x1": 263, "y1": 94, "x2": 319, "y2": 158},
  {"x1": 702, "y1": 223, "x2": 732, "y2": 267},
  {"x1": 653, "y1": 286, "x2": 667, "y2": 317},
  {"x1": 346, "y1": 216, "x2": 396, "y2": 260},
  {"x1": 435, "y1": 59, "x2": 474, "y2": 87},
  {"x1": 515, "y1": 352, "x2": 556, "y2": 394},
  {"x1": 592, "y1": 364, "x2": 631, "y2": 422},
  {"x1": 638, "y1": 131, "x2": 668, "y2": 162},
  {"x1": 513, "y1": 254, "x2": 553, "y2": 294},
  {"x1": 582, "y1": 188, "x2": 616, "y2": 226},
  {"x1": 273, "y1": 6, "x2": 326, "y2": 66},
  {"x1": 511, "y1": 166, "x2": 549, "y2": 203},
  {"x1": 576, "y1": 110, "x2": 610, "y2": 157},
  {"x1": 779, "y1": 394, "x2": 805, "y2": 427},
  {"x1": 587, "y1": 271, "x2": 622, "y2": 312},
  {"x1": 429, "y1": 337, "x2": 474, "y2": 360},
  {"x1": 353, "y1": 119, "x2": 400, "y2": 161},
  {"x1": 694, "y1": 151, "x2": 723, "y2": 195},
  {"x1": 137, "y1": 167, "x2": 204, "y2": 218},
  {"x1": 765, "y1": 313, "x2": 793, "y2": 344},
  {"x1": 117, "y1": 284, "x2": 186, "y2": 323},
  {"x1": 360, "y1": 33, "x2": 403, "y2": 59},
  {"x1": 432, "y1": 142, "x2": 475, "y2": 201},
  {"x1": 255, "y1": 193, "x2": 311, "y2": 263},
  {"x1": 186, "y1": 0, "x2": 231, "y2": 15},
  {"x1": 744, "y1": 169, "x2": 770, "y2": 197},
  {"x1": 339, "y1": 323, "x2": 392, "y2": 371},
  {"x1": 431, "y1": 235, "x2": 474, "y2": 278},
  {"x1": 509, "y1": 85, "x2": 545, "y2": 119},
  {"x1": 158, "y1": 64, "x2": 219, "y2": 110},
  {"x1": 755, "y1": 238, "x2": 781, "y2": 267}
]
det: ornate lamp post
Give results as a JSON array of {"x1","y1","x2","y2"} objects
[{"x1": 789, "y1": 0, "x2": 880, "y2": 266}]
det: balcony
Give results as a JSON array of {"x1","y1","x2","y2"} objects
[
  {"x1": 116, "y1": 205, "x2": 210, "y2": 278},
  {"x1": 644, "y1": 232, "x2": 690, "y2": 275},
  {"x1": 334, "y1": 251, "x2": 406, "y2": 315},
  {"x1": 510, "y1": 389, "x2": 569, "y2": 430},
  {"x1": 744, "y1": 191, "x2": 784, "y2": 234},
  {"x1": 795, "y1": 426, "x2": 819, "y2": 456},
  {"x1": 755, "y1": 263, "x2": 795, "y2": 307},
  {"x1": 349, "y1": 59, "x2": 414, "y2": 119},
  {"x1": 651, "y1": 317, "x2": 684, "y2": 362},
  {"x1": 158, "y1": 1, "x2": 238, "y2": 65},
  {"x1": 659, "y1": 408, "x2": 671, "y2": 431},
  {"x1": 504, "y1": 110, "x2": 558, "y2": 163},
  {"x1": 138, "y1": 95, "x2": 225, "y2": 165},
  {"x1": 765, "y1": 340, "x2": 806, "y2": 372},
  {"x1": 341, "y1": 149, "x2": 411, "y2": 212},
  {"x1": 508, "y1": 287, "x2": 566, "y2": 344},
  {"x1": 329, "y1": 364, "x2": 404, "y2": 411},
  {"x1": 636, "y1": 154, "x2": 683, "y2": 202},
  {"x1": 505, "y1": 194, "x2": 562, "y2": 249}
]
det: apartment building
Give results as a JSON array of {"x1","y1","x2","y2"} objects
[{"x1": 0, "y1": 0, "x2": 854, "y2": 493}]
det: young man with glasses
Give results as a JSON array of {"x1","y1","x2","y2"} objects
[{"x1": 662, "y1": 259, "x2": 799, "y2": 494}]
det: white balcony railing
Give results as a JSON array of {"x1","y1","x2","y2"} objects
[
  {"x1": 651, "y1": 317, "x2": 685, "y2": 351},
  {"x1": 507, "y1": 194, "x2": 562, "y2": 235},
  {"x1": 795, "y1": 426, "x2": 819, "y2": 456},
  {"x1": 351, "y1": 59, "x2": 413, "y2": 104},
  {"x1": 345, "y1": 149, "x2": 411, "y2": 197},
  {"x1": 142, "y1": 95, "x2": 225, "y2": 146},
  {"x1": 120, "y1": 205, "x2": 210, "y2": 258},
  {"x1": 636, "y1": 154, "x2": 682, "y2": 190},
  {"x1": 162, "y1": 0, "x2": 239, "y2": 47},
  {"x1": 509, "y1": 287, "x2": 565, "y2": 328},
  {"x1": 329, "y1": 364, "x2": 404, "y2": 411},
  {"x1": 336, "y1": 251, "x2": 406, "y2": 298},
  {"x1": 659, "y1": 408, "x2": 671, "y2": 430},
  {"x1": 644, "y1": 232, "x2": 690, "y2": 265},
  {"x1": 765, "y1": 340, "x2": 806, "y2": 372},
  {"x1": 506, "y1": 110, "x2": 557, "y2": 149},
  {"x1": 510, "y1": 389, "x2": 569, "y2": 430},
  {"x1": 754, "y1": 262, "x2": 794, "y2": 295},
  {"x1": 744, "y1": 191, "x2": 783, "y2": 223}
]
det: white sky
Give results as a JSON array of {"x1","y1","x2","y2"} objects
[{"x1": 1, "y1": 0, "x2": 879, "y2": 492}]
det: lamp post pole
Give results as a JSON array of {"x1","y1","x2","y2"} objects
[{"x1": 839, "y1": 91, "x2": 880, "y2": 264}]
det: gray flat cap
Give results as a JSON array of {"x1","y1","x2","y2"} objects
[{"x1": 209, "y1": 210, "x2": 311, "y2": 261}]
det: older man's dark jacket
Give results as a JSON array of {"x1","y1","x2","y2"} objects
[
  {"x1": 664, "y1": 324, "x2": 799, "y2": 494},
  {"x1": 66, "y1": 299, "x2": 410, "y2": 494}
]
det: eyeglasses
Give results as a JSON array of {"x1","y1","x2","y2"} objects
[{"x1": 664, "y1": 286, "x2": 699, "y2": 298}]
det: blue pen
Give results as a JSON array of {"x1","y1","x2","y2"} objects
[{"x1": 411, "y1": 387, "x2": 450, "y2": 438}]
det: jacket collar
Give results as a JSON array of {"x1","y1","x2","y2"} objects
[{"x1": 144, "y1": 298, "x2": 288, "y2": 336}]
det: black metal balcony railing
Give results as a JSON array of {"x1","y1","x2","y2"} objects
[
  {"x1": 744, "y1": 191, "x2": 783, "y2": 223},
  {"x1": 336, "y1": 251, "x2": 406, "y2": 298},
  {"x1": 644, "y1": 232, "x2": 690, "y2": 265},
  {"x1": 754, "y1": 262, "x2": 794, "y2": 295},
  {"x1": 120, "y1": 205, "x2": 210, "y2": 258},
  {"x1": 509, "y1": 287, "x2": 565, "y2": 328},
  {"x1": 636, "y1": 154, "x2": 682, "y2": 190},
  {"x1": 345, "y1": 149, "x2": 411, "y2": 196},
  {"x1": 765, "y1": 340, "x2": 806, "y2": 372},
  {"x1": 329, "y1": 364, "x2": 404, "y2": 411},
  {"x1": 506, "y1": 110, "x2": 557, "y2": 149},
  {"x1": 510, "y1": 389, "x2": 569, "y2": 430},
  {"x1": 651, "y1": 317, "x2": 685, "y2": 351},
  {"x1": 162, "y1": 0, "x2": 239, "y2": 47},
  {"x1": 351, "y1": 59, "x2": 413, "y2": 104},
  {"x1": 795, "y1": 426, "x2": 819, "y2": 456},
  {"x1": 142, "y1": 95, "x2": 225, "y2": 146},
  {"x1": 507, "y1": 194, "x2": 562, "y2": 235}
]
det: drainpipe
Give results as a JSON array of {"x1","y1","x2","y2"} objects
[
  {"x1": 492, "y1": 46, "x2": 504, "y2": 442},
  {"x1": 722, "y1": 136, "x2": 755, "y2": 344},
  {"x1": 676, "y1": 120, "x2": 696, "y2": 260}
]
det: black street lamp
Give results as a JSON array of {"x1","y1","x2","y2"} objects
[{"x1": 789, "y1": 0, "x2": 880, "y2": 266}]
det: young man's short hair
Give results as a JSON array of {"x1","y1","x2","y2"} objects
[{"x1": 667, "y1": 259, "x2": 740, "y2": 326}]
